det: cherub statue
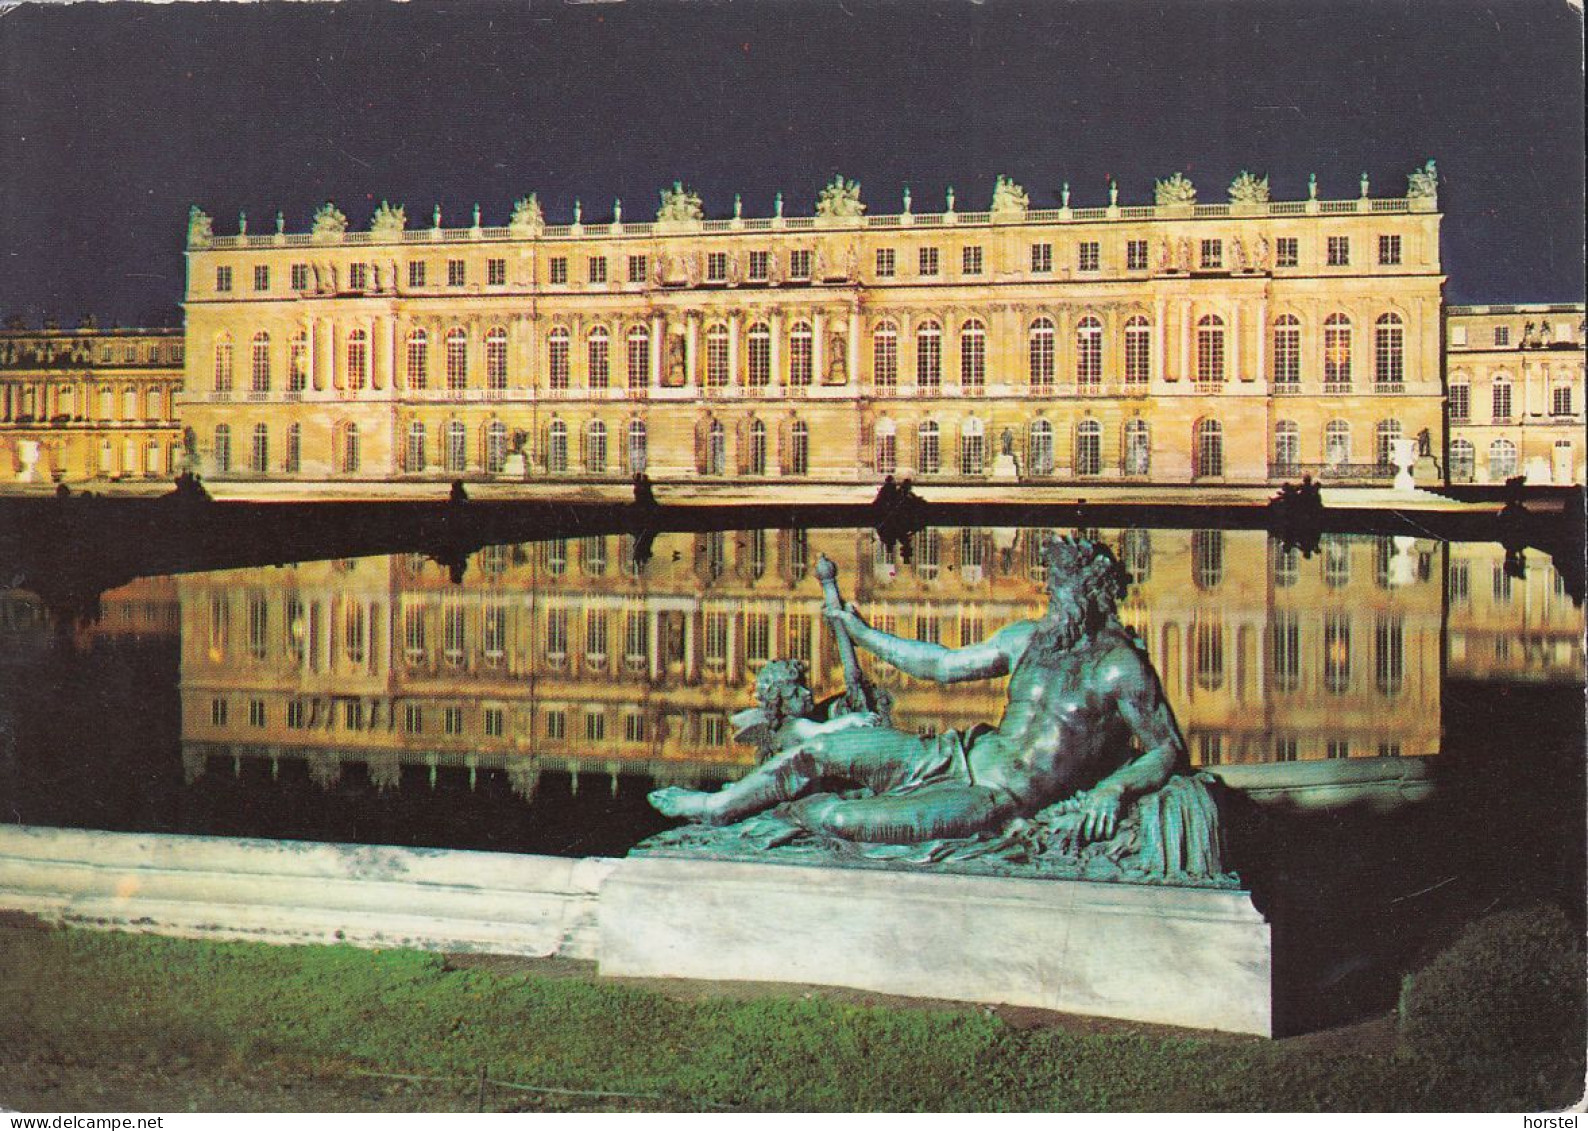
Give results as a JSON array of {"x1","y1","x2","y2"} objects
[
  {"x1": 989, "y1": 174, "x2": 1029, "y2": 217},
  {"x1": 815, "y1": 175, "x2": 865, "y2": 219},
  {"x1": 657, "y1": 181, "x2": 704, "y2": 223}
]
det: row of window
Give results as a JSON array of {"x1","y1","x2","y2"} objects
[
  {"x1": 1448, "y1": 376, "x2": 1575, "y2": 423},
  {"x1": 0, "y1": 383, "x2": 173, "y2": 422}
]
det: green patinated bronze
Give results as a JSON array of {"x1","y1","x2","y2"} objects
[{"x1": 647, "y1": 535, "x2": 1232, "y2": 886}]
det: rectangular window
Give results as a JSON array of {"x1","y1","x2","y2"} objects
[
  {"x1": 483, "y1": 706, "x2": 505, "y2": 738},
  {"x1": 1449, "y1": 383, "x2": 1470, "y2": 423},
  {"x1": 624, "y1": 713, "x2": 645, "y2": 743},
  {"x1": 1126, "y1": 240, "x2": 1148, "y2": 271},
  {"x1": 1275, "y1": 237, "x2": 1299, "y2": 268},
  {"x1": 287, "y1": 700, "x2": 307, "y2": 729},
  {"x1": 588, "y1": 256, "x2": 608, "y2": 284},
  {"x1": 706, "y1": 252, "x2": 728, "y2": 282},
  {"x1": 1199, "y1": 239, "x2": 1222, "y2": 270},
  {"x1": 918, "y1": 247, "x2": 940, "y2": 276},
  {"x1": 1030, "y1": 243, "x2": 1053, "y2": 273},
  {"x1": 1327, "y1": 236, "x2": 1350, "y2": 267},
  {"x1": 1450, "y1": 325, "x2": 1468, "y2": 346},
  {"x1": 487, "y1": 258, "x2": 506, "y2": 286},
  {"x1": 549, "y1": 257, "x2": 568, "y2": 285},
  {"x1": 1078, "y1": 241, "x2": 1100, "y2": 272},
  {"x1": 253, "y1": 265, "x2": 270, "y2": 291},
  {"x1": 1493, "y1": 326, "x2": 1510, "y2": 346},
  {"x1": 875, "y1": 248, "x2": 895, "y2": 277},
  {"x1": 1327, "y1": 739, "x2": 1350, "y2": 759},
  {"x1": 210, "y1": 698, "x2": 228, "y2": 727},
  {"x1": 1552, "y1": 384, "x2": 1573, "y2": 416},
  {"x1": 544, "y1": 709, "x2": 566, "y2": 740},
  {"x1": 1378, "y1": 234, "x2": 1402, "y2": 266},
  {"x1": 628, "y1": 254, "x2": 648, "y2": 283},
  {"x1": 291, "y1": 263, "x2": 309, "y2": 290},
  {"x1": 404, "y1": 703, "x2": 423, "y2": 734},
  {"x1": 747, "y1": 250, "x2": 769, "y2": 281},
  {"x1": 343, "y1": 700, "x2": 363, "y2": 730},
  {"x1": 215, "y1": 266, "x2": 232, "y2": 293},
  {"x1": 408, "y1": 260, "x2": 426, "y2": 288},
  {"x1": 585, "y1": 711, "x2": 606, "y2": 742},
  {"x1": 703, "y1": 714, "x2": 727, "y2": 746},
  {"x1": 961, "y1": 246, "x2": 983, "y2": 276},
  {"x1": 444, "y1": 706, "x2": 464, "y2": 736},
  {"x1": 789, "y1": 249, "x2": 812, "y2": 280},
  {"x1": 447, "y1": 259, "x2": 466, "y2": 287},
  {"x1": 248, "y1": 699, "x2": 267, "y2": 728},
  {"x1": 348, "y1": 262, "x2": 368, "y2": 290}
]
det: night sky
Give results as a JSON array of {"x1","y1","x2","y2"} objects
[{"x1": 0, "y1": 0, "x2": 1581, "y2": 327}]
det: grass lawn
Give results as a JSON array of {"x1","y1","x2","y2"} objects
[{"x1": 0, "y1": 923, "x2": 1579, "y2": 1113}]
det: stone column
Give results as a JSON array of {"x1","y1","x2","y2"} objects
[
  {"x1": 369, "y1": 316, "x2": 383, "y2": 393},
  {"x1": 686, "y1": 316, "x2": 698, "y2": 389},
  {"x1": 1230, "y1": 304, "x2": 1241, "y2": 382},
  {"x1": 1154, "y1": 300, "x2": 1166, "y2": 384},
  {"x1": 649, "y1": 315, "x2": 663, "y2": 387},
  {"x1": 848, "y1": 312, "x2": 860, "y2": 388},
  {"x1": 1256, "y1": 299, "x2": 1268, "y2": 384},
  {"x1": 1179, "y1": 303, "x2": 1191, "y2": 383},
  {"x1": 812, "y1": 310, "x2": 825, "y2": 382},
  {"x1": 728, "y1": 312, "x2": 741, "y2": 386},
  {"x1": 770, "y1": 312, "x2": 783, "y2": 388}
]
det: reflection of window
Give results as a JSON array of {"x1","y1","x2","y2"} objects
[
  {"x1": 1270, "y1": 612, "x2": 1300, "y2": 691},
  {"x1": 247, "y1": 595, "x2": 269, "y2": 660},
  {"x1": 1028, "y1": 420, "x2": 1054, "y2": 476},
  {"x1": 1193, "y1": 616, "x2": 1224, "y2": 691},
  {"x1": 483, "y1": 605, "x2": 507, "y2": 666},
  {"x1": 1323, "y1": 612, "x2": 1351, "y2": 694},
  {"x1": 745, "y1": 612, "x2": 771, "y2": 667},
  {"x1": 703, "y1": 611, "x2": 729, "y2": 670},
  {"x1": 443, "y1": 604, "x2": 466, "y2": 666},
  {"x1": 1323, "y1": 538, "x2": 1351, "y2": 588},
  {"x1": 1271, "y1": 542, "x2": 1299, "y2": 588},
  {"x1": 1191, "y1": 530, "x2": 1224, "y2": 589},
  {"x1": 1373, "y1": 614, "x2": 1404, "y2": 696}
]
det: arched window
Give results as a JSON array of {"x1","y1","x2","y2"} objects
[
  {"x1": 346, "y1": 328, "x2": 368, "y2": 390},
  {"x1": 1193, "y1": 419, "x2": 1223, "y2": 478},
  {"x1": 1075, "y1": 316, "x2": 1103, "y2": 386},
  {"x1": 1028, "y1": 419, "x2": 1055, "y2": 476},
  {"x1": 251, "y1": 332, "x2": 271, "y2": 393},
  {"x1": 1324, "y1": 313, "x2": 1352, "y2": 386},
  {"x1": 285, "y1": 424, "x2": 301, "y2": 474},
  {"x1": 960, "y1": 319, "x2": 986, "y2": 391},
  {"x1": 1028, "y1": 317, "x2": 1055, "y2": 391},
  {"x1": 704, "y1": 323, "x2": 729, "y2": 387},
  {"x1": 626, "y1": 419, "x2": 648, "y2": 475},
  {"x1": 874, "y1": 418, "x2": 898, "y2": 475},
  {"x1": 213, "y1": 334, "x2": 233, "y2": 392},
  {"x1": 1123, "y1": 316, "x2": 1151, "y2": 385},
  {"x1": 99, "y1": 385, "x2": 114, "y2": 420},
  {"x1": 626, "y1": 326, "x2": 650, "y2": 390},
  {"x1": 486, "y1": 420, "x2": 509, "y2": 473},
  {"x1": 1448, "y1": 375, "x2": 1471, "y2": 423},
  {"x1": 789, "y1": 420, "x2": 810, "y2": 475},
  {"x1": 406, "y1": 421, "x2": 427, "y2": 473},
  {"x1": 1449, "y1": 438, "x2": 1475, "y2": 482},
  {"x1": 122, "y1": 385, "x2": 139, "y2": 420},
  {"x1": 250, "y1": 423, "x2": 269, "y2": 474},
  {"x1": 706, "y1": 419, "x2": 727, "y2": 475},
  {"x1": 144, "y1": 439, "x2": 161, "y2": 476},
  {"x1": 98, "y1": 438, "x2": 115, "y2": 476},
  {"x1": 547, "y1": 327, "x2": 570, "y2": 390},
  {"x1": 147, "y1": 388, "x2": 163, "y2": 420},
  {"x1": 405, "y1": 329, "x2": 428, "y2": 390},
  {"x1": 788, "y1": 321, "x2": 813, "y2": 386},
  {"x1": 585, "y1": 420, "x2": 608, "y2": 473},
  {"x1": 586, "y1": 326, "x2": 610, "y2": 389},
  {"x1": 1375, "y1": 419, "x2": 1402, "y2": 468},
  {"x1": 1374, "y1": 313, "x2": 1404, "y2": 385},
  {"x1": 213, "y1": 424, "x2": 231, "y2": 472},
  {"x1": 547, "y1": 419, "x2": 568, "y2": 473},
  {"x1": 289, "y1": 331, "x2": 308, "y2": 392},
  {"x1": 1488, "y1": 438, "x2": 1518, "y2": 481},
  {"x1": 873, "y1": 321, "x2": 898, "y2": 390},
  {"x1": 485, "y1": 326, "x2": 508, "y2": 391},
  {"x1": 1325, "y1": 419, "x2": 1352, "y2": 468},
  {"x1": 1491, "y1": 372, "x2": 1513, "y2": 421},
  {"x1": 1124, "y1": 418, "x2": 1151, "y2": 475},
  {"x1": 959, "y1": 417, "x2": 985, "y2": 476},
  {"x1": 746, "y1": 322, "x2": 771, "y2": 387},
  {"x1": 1272, "y1": 315, "x2": 1301, "y2": 385},
  {"x1": 446, "y1": 327, "x2": 468, "y2": 391},
  {"x1": 446, "y1": 420, "x2": 468, "y2": 473},
  {"x1": 1196, "y1": 316, "x2": 1225, "y2": 384},
  {"x1": 748, "y1": 419, "x2": 768, "y2": 475},
  {"x1": 1075, "y1": 418, "x2": 1102, "y2": 476},
  {"x1": 341, "y1": 422, "x2": 361, "y2": 473},
  {"x1": 917, "y1": 420, "x2": 941, "y2": 474},
  {"x1": 916, "y1": 321, "x2": 942, "y2": 389},
  {"x1": 1274, "y1": 420, "x2": 1300, "y2": 473}
]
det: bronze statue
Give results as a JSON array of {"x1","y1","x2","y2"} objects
[{"x1": 651, "y1": 536, "x2": 1189, "y2": 849}]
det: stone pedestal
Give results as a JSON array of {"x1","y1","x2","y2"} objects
[
  {"x1": 1412, "y1": 454, "x2": 1441, "y2": 486},
  {"x1": 992, "y1": 453, "x2": 1020, "y2": 481},
  {"x1": 502, "y1": 452, "x2": 527, "y2": 480},
  {"x1": 1392, "y1": 438, "x2": 1418, "y2": 493},
  {"x1": 599, "y1": 856, "x2": 1272, "y2": 1035}
]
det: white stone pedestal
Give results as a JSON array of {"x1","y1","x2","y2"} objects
[
  {"x1": 502, "y1": 452, "x2": 528, "y2": 480},
  {"x1": 599, "y1": 856, "x2": 1273, "y2": 1035},
  {"x1": 992, "y1": 453, "x2": 1021, "y2": 481}
]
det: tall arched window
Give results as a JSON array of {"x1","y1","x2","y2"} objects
[
  {"x1": 1375, "y1": 419, "x2": 1402, "y2": 468},
  {"x1": 213, "y1": 424, "x2": 231, "y2": 472},
  {"x1": 1075, "y1": 316, "x2": 1103, "y2": 386},
  {"x1": 959, "y1": 417, "x2": 985, "y2": 476},
  {"x1": 1193, "y1": 419, "x2": 1223, "y2": 478},
  {"x1": 99, "y1": 385, "x2": 114, "y2": 420},
  {"x1": 916, "y1": 321, "x2": 942, "y2": 389},
  {"x1": 341, "y1": 422, "x2": 361, "y2": 473},
  {"x1": 1273, "y1": 315, "x2": 1301, "y2": 385},
  {"x1": 406, "y1": 421, "x2": 427, "y2": 473},
  {"x1": 1449, "y1": 438, "x2": 1475, "y2": 482},
  {"x1": 405, "y1": 329, "x2": 428, "y2": 390},
  {"x1": 706, "y1": 419, "x2": 726, "y2": 475},
  {"x1": 1488, "y1": 438, "x2": 1518, "y2": 481},
  {"x1": 586, "y1": 326, "x2": 610, "y2": 389},
  {"x1": 874, "y1": 418, "x2": 897, "y2": 474},
  {"x1": 788, "y1": 322, "x2": 813, "y2": 386},
  {"x1": 626, "y1": 326, "x2": 650, "y2": 390},
  {"x1": 746, "y1": 322, "x2": 771, "y2": 387},
  {"x1": 626, "y1": 419, "x2": 648, "y2": 474},
  {"x1": 213, "y1": 334, "x2": 233, "y2": 392},
  {"x1": 917, "y1": 420, "x2": 941, "y2": 474},
  {"x1": 289, "y1": 331, "x2": 308, "y2": 392},
  {"x1": 1028, "y1": 317, "x2": 1055, "y2": 391},
  {"x1": 1491, "y1": 372, "x2": 1513, "y2": 421},
  {"x1": 789, "y1": 420, "x2": 810, "y2": 475},
  {"x1": 1374, "y1": 313, "x2": 1404, "y2": 385},
  {"x1": 585, "y1": 420, "x2": 607, "y2": 473},
  {"x1": 747, "y1": 419, "x2": 767, "y2": 474},
  {"x1": 250, "y1": 423, "x2": 269, "y2": 474},
  {"x1": 960, "y1": 319, "x2": 986, "y2": 391},
  {"x1": 704, "y1": 324, "x2": 729, "y2": 387},
  {"x1": 1123, "y1": 316, "x2": 1151, "y2": 385},
  {"x1": 1325, "y1": 419, "x2": 1352, "y2": 468},
  {"x1": 1028, "y1": 419, "x2": 1054, "y2": 475},
  {"x1": 486, "y1": 420, "x2": 509, "y2": 473},
  {"x1": 873, "y1": 321, "x2": 898, "y2": 390},
  {"x1": 251, "y1": 332, "x2": 271, "y2": 393},
  {"x1": 446, "y1": 420, "x2": 468, "y2": 473},
  {"x1": 1324, "y1": 313, "x2": 1352, "y2": 386},
  {"x1": 1196, "y1": 316, "x2": 1225, "y2": 384},
  {"x1": 485, "y1": 326, "x2": 508, "y2": 390},
  {"x1": 122, "y1": 386, "x2": 139, "y2": 420},
  {"x1": 147, "y1": 388, "x2": 163, "y2": 420},
  {"x1": 446, "y1": 327, "x2": 468, "y2": 391},
  {"x1": 285, "y1": 423, "x2": 301, "y2": 474},
  {"x1": 346, "y1": 328, "x2": 368, "y2": 390},
  {"x1": 1274, "y1": 420, "x2": 1300, "y2": 473},
  {"x1": 546, "y1": 419, "x2": 568, "y2": 473},
  {"x1": 1075, "y1": 418, "x2": 1102, "y2": 476},
  {"x1": 547, "y1": 327, "x2": 570, "y2": 390},
  {"x1": 1124, "y1": 418, "x2": 1151, "y2": 475}
]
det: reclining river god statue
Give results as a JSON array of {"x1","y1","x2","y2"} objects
[{"x1": 646, "y1": 535, "x2": 1232, "y2": 885}]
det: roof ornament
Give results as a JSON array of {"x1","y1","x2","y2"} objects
[
  {"x1": 311, "y1": 201, "x2": 347, "y2": 243},
  {"x1": 1154, "y1": 173, "x2": 1196, "y2": 207},
  {"x1": 1228, "y1": 171, "x2": 1270, "y2": 206},
  {"x1": 370, "y1": 200, "x2": 406, "y2": 240},
  {"x1": 657, "y1": 181, "x2": 704, "y2": 223},
  {"x1": 1407, "y1": 159, "x2": 1438, "y2": 202},
  {"x1": 509, "y1": 194, "x2": 544, "y2": 236},
  {"x1": 186, "y1": 206, "x2": 213, "y2": 249},
  {"x1": 815, "y1": 175, "x2": 865, "y2": 218}
]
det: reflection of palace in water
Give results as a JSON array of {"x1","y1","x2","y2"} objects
[{"x1": 160, "y1": 527, "x2": 1582, "y2": 799}]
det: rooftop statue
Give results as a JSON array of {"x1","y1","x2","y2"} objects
[
  {"x1": 657, "y1": 181, "x2": 704, "y2": 223},
  {"x1": 311, "y1": 202, "x2": 347, "y2": 243},
  {"x1": 1407, "y1": 159, "x2": 1438, "y2": 201},
  {"x1": 1228, "y1": 171, "x2": 1270, "y2": 206},
  {"x1": 186, "y1": 206, "x2": 213, "y2": 249},
  {"x1": 1155, "y1": 173, "x2": 1196, "y2": 207},
  {"x1": 648, "y1": 536, "x2": 1229, "y2": 885},
  {"x1": 369, "y1": 200, "x2": 406, "y2": 240},
  {"x1": 815, "y1": 175, "x2": 865, "y2": 219},
  {"x1": 509, "y1": 194, "x2": 543, "y2": 235},
  {"x1": 989, "y1": 174, "x2": 1029, "y2": 217}
]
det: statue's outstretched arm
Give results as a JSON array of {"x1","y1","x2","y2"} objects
[{"x1": 825, "y1": 608, "x2": 1018, "y2": 683}]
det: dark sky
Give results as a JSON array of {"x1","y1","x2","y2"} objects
[{"x1": 0, "y1": 0, "x2": 1582, "y2": 327}]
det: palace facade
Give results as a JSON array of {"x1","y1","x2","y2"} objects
[{"x1": 176, "y1": 169, "x2": 1450, "y2": 491}]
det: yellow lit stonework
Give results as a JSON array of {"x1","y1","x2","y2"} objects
[{"x1": 177, "y1": 174, "x2": 1446, "y2": 493}]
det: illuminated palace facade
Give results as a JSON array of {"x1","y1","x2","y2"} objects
[{"x1": 177, "y1": 169, "x2": 1449, "y2": 491}]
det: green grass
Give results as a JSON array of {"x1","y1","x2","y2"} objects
[{"x1": 0, "y1": 926, "x2": 1578, "y2": 1111}]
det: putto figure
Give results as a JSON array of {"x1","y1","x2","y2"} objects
[{"x1": 651, "y1": 536, "x2": 1187, "y2": 847}]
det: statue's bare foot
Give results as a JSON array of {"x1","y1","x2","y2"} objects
[{"x1": 649, "y1": 787, "x2": 716, "y2": 821}]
